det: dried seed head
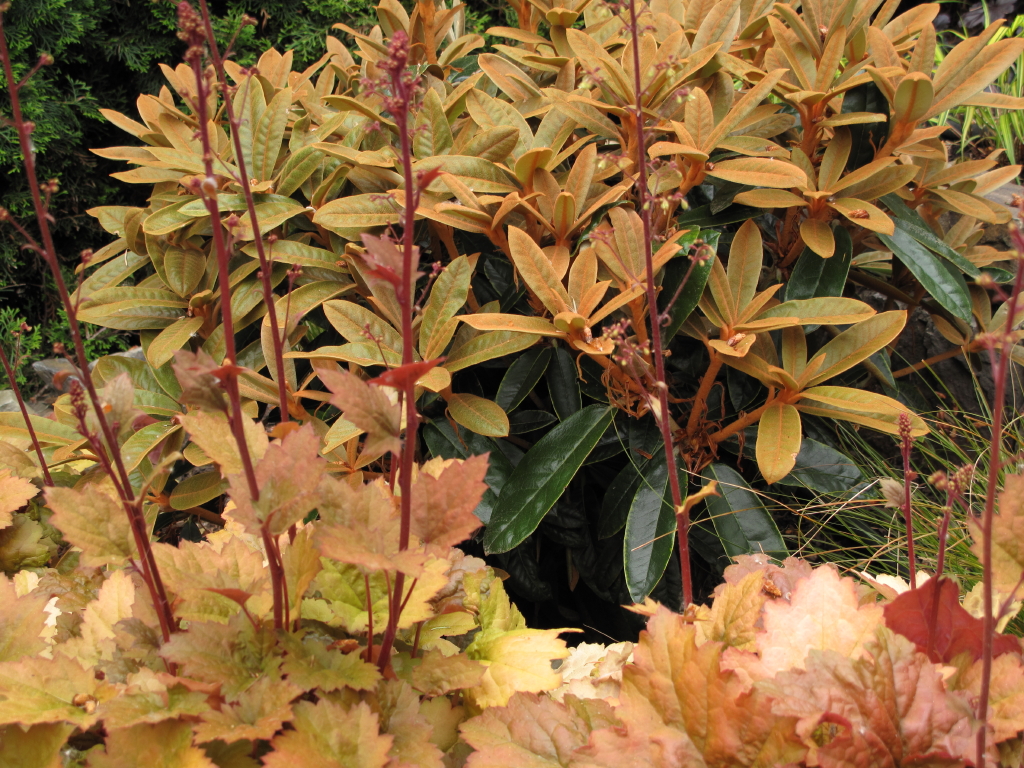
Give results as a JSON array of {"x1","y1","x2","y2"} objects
[{"x1": 878, "y1": 477, "x2": 904, "y2": 508}]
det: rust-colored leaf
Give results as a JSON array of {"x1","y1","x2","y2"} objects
[{"x1": 882, "y1": 576, "x2": 1020, "y2": 664}]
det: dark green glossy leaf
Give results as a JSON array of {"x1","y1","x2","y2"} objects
[
  {"x1": 775, "y1": 438, "x2": 863, "y2": 493},
  {"x1": 700, "y1": 463, "x2": 787, "y2": 559},
  {"x1": 709, "y1": 181, "x2": 754, "y2": 213},
  {"x1": 170, "y1": 471, "x2": 229, "y2": 511},
  {"x1": 819, "y1": 226, "x2": 854, "y2": 297},
  {"x1": 624, "y1": 456, "x2": 677, "y2": 602},
  {"x1": 597, "y1": 416, "x2": 661, "y2": 538},
  {"x1": 598, "y1": 458, "x2": 649, "y2": 539},
  {"x1": 880, "y1": 194, "x2": 980, "y2": 278},
  {"x1": 845, "y1": 82, "x2": 889, "y2": 171},
  {"x1": 982, "y1": 266, "x2": 1016, "y2": 284},
  {"x1": 863, "y1": 348, "x2": 898, "y2": 396},
  {"x1": 578, "y1": 355, "x2": 609, "y2": 402},
  {"x1": 785, "y1": 226, "x2": 853, "y2": 302},
  {"x1": 660, "y1": 230, "x2": 716, "y2": 343},
  {"x1": 727, "y1": 365, "x2": 760, "y2": 411},
  {"x1": 689, "y1": 515, "x2": 731, "y2": 574},
  {"x1": 878, "y1": 228, "x2": 972, "y2": 323},
  {"x1": 676, "y1": 204, "x2": 761, "y2": 229},
  {"x1": 583, "y1": 412, "x2": 627, "y2": 464},
  {"x1": 422, "y1": 420, "x2": 515, "y2": 524},
  {"x1": 785, "y1": 247, "x2": 825, "y2": 302},
  {"x1": 483, "y1": 405, "x2": 613, "y2": 553},
  {"x1": 508, "y1": 409, "x2": 557, "y2": 434},
  {"x1": 546, "y1": 345, "x2": 581, "y2": 420},
  {"x1": 496, "y1": 347, "x2": 551, "y2": 412}
]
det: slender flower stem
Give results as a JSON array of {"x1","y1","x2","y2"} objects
[
  {"x1": 899, "y1": 413, "x2": 917, "y2": 589},
  {"x1": 374, "y1": 33, "x2": 420, "y2": 667},
  {"x1": 976, "y1": 248, "x2": 1024, "y2": 767},
  {"x1": 0, "y1": 10, "x2": 175, "y2": 641},
  {"x1": 194, "y1": 0, "x2": 291, "y2": 424},
  {"x1": 0, "y1": 344, "x2": 53, "y2": 486},
  {"x1": 179, "y1": 2, "x2": 260, "y2": 503},
  {"x1": 624, "y1": 0, "x2": 690, "y2": 607}
]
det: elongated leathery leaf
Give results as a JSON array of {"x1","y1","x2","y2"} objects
[
  {"x1": 497, "y1": 347, "x2": 552, "y2": 412},
  {"x1": 878, "y1": 228, "x2": 972, "y2": 323},
  {"x1": 484, "y1": 405, "x2": 613, "y2": 553},
  {"x1": 785, "y1": 226, "x2": 852, "y2": 304},
  {"x1": 700, "y1": 463, "x2": 787, "y2": 559},
  {"x1": 659, "y1": 230, "x2": 716, "y2": 342},
  {"x1": 624, "y1": 455, "x2": 678, "y2": 602},
  {"x1": 546, "y1": 345, "x2": 581, "y2": 420},
  {"x1": 880, "y1": 193, "x2": 980, "y2": 278},
  {"x1": 776, "y1": 438, "x2": 862, "y2": 493}
]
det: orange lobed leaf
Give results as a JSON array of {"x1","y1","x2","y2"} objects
[
  {"x1": 765, "y1": 629, "x2": 976, "y2": 767},
  {"x1": 411, "y1": 648, "x2": 486, "y2": 696},
  {"x1": 87, "y1": 720, "x2": 217, "y2": 768},
  {"x1": 226, "y1": 423, "x2": 327, "y2": 537},
  {"x1": 264, "y1": 699, "x2": 392, "y2": 768},
  {"x1": 968, "y1": 473, "x2": 1024, "y2": 595},
  {"x1": 757, "y1": 565, "x2": 883, "y2": 677},
  {"x1": 321, "y1": 368, "x2": 403, "y2": 458},
  {"x1": 192, "y1": 676, "x2": 301, "y2": 745},
  {"x1": 410, "y1": 455, "x2": 488, "y2": 553},
  {"x1": 0, "y1": 469, "x2": 38, "y2": 527},
  {"x1": 0, "y1": 576, "x2": 49, "y2": 663},
  {"x1": 462, "y1": 693, "x2": 618, "y2": 768},
  {"x1": 882, "y1": 576, "x2": 1020, "y2": 664},
  {"x1": 609, "y1": 605, "x2": 805, "y2": 767}
]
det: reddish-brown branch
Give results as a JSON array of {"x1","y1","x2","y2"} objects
[
  {"x1": 0, "y1": 344, "x2": 53, "y2": 486},
  {"x1": 375, "y1": 32, "x2": 420, "y2": 668},
  {"x1": 686, "y1": 352, "x2": 723, "y2": 437},
  {"x1": 180, "y1": 4, "x2": 260, "y2": 503},
  {"x1": 891, "y1": 346, "x2": 968, "y2": 378},
  {"x1": 899, "y1": 414, "x2": 918, "y2": 588},
  {"x1": 708, "y1": 397, "x2": 775, "y2": 444},
  {"x1": 194, "y1": 0, "x2": 291, "y2": 425},
  {"x1": 0, "y1": 10, "x2": 175, "y2": 642},
  {"x1": 625, "y1": 0, "x2": 691, "y2": 607},
  {"x1": 976, "y1": 245, "x2": 1024, "y2": 767}
]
